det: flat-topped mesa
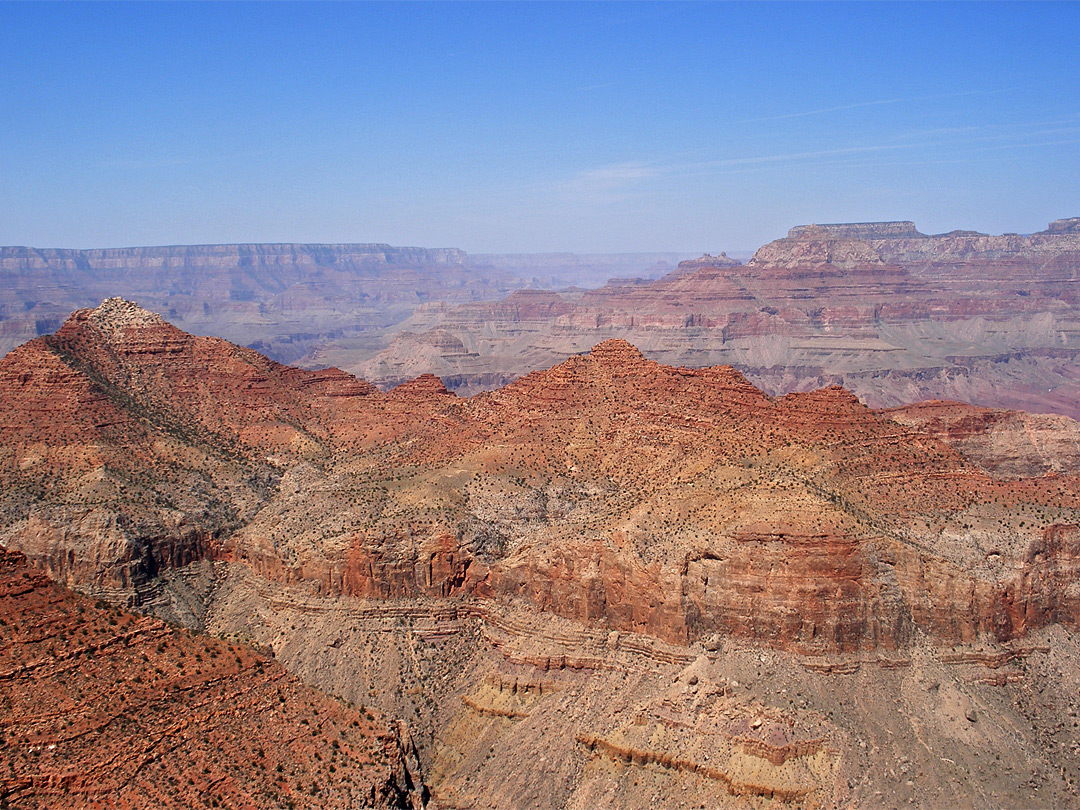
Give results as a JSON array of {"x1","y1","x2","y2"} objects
[
  {"x1": 1045, "y1": 217, "x2": 1080, "y2": 234},
  {"x1": 0, "y1": 241, "x2": 468, "y2": 269},
  {"x1": 786, "y1": 221, "x2": 926, "y2": 240}
]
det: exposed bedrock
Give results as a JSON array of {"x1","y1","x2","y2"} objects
[
  {"x1": 0, "y1": 546, "x2": 422, "y2": 810},
  {"x1": 2, "y1": 303, "x2": 1079, "y2": 661},
  {"x1": 223, "y1": 520, "x2": 1080, "y2": 656},
  {"x1": 344, "y1": 216, "x2": 1080, "y2": 421}
]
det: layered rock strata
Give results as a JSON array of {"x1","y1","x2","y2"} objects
[
  {"x1": 347, "y1": 218, "x2": 1080, "y2": 419},
  {"x1": 1, "y1": 303, "x2": 1078, "y2": 657},
  {"x1": 0, "y1": 242, "x2": 511, "y2": 363},
  {"x1": 2, "y1": 302, "x2": 1080, "y2": 808},
  {"x1": 0, "y1": 547, "x2": 420, "y2": 810}
]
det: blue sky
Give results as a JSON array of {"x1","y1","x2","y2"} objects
[{"x1": 1, "y1": 2, "x2": 1078, "y2": 253}]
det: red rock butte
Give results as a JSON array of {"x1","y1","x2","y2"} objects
[
  {"x1": 0, "y1": 300, "x2": 1077, "y2": 654},
  {"x1": 2, "y1": 299, "x2": 1080, "y2": 808}
]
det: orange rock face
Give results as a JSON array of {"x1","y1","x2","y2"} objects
[
  {"x1": 1, "y1": 302, "x2": 1079, "y2": 658},
  {"x1": 0, "y1": 547, "x2": 419, "y2": 809}
]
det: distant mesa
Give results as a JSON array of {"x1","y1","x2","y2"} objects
[
  {"x1": 749, "y1": 214, "x2": 1080, "y2": 269},
  {"x1": 668, "y1": 252, "x2": 742, "y2": 276},
  {"x1": 785, "y1": 217, "x2": 1080, "y2": 240},
  {"x1": 1047, "y1": 217, "x2": 1080, "y2": 234},
  {"x1": 344, "y1": 213, "x2": 1080, "y2": 419},
  {"x1": 786, "y1": 221, "x2": 925, "y2": 240},
  {"x1": 0, "y1": 241, "x2": 468, "y2": 267}
]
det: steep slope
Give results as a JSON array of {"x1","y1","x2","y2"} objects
[
  {"x1": 0, "y1": 546, "x2": 420, "y2": 810},
  {"x1": 0, "y1": 298, "x2": 378, "y2": 598},
  {"x1": 2, "y1": 304, "x2": 1080, "y2": 808}
]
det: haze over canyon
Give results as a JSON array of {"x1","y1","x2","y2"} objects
[
  {"x1": 3, "y1": 216, "x2": 1078, "y2": 421},
  {"x1": 4, "y1": 1, "x2": 1079, "y2": 806}
]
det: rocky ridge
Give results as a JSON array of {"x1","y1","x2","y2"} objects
[
  {"x1": 3, "y1": 304, "x2": 1079, "y2": 652},
  {"x1": 2, "y1": 304, "x2": 1080, "y2": 807},
  {"x1": 0, "y1": 546, "x2": 421, "y2": 809}
]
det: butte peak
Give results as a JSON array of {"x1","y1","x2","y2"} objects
[
  {"x1": 1046, "y1": 216, "x2": 1080, "y2": 234},
  {"x1": 673, "y1": 253, "x2": 741, "y2": 273},
  {"x1": 588, "y1": 338, "x2": 647, "y2": 366},
  {"x1": 388, "y1": 372, "x2": 453, "y2": 397},
  {"x1": 786, "y1": 221, "x2": 925, "y2": 240},
  {"x1": 79, "y1": 296, "x2": 168, "y2": 337}
]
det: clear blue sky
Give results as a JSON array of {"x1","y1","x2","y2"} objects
[{"x1": 1, "y1": 2, "x2": 1077, "y2": 253}]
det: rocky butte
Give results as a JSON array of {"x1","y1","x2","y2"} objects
[
  {"x1": 1, "y1": 300, "x2": 1079, "y2": 808},
  {"x1": 343, "y1": 218, "x2": 1080, "y2": 420}
]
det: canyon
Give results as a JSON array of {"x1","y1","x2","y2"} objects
[
  {"x1": 5, "y1": 218, "x2": 1078, "y2": 424},
  {"x1": 0, "y1": 243, "x2": 685, "y2": 365},
  {"x1": 342, "y1": 219, "x2": 1080, "y2": 420},
  {"x1": 1, "y1": 299, "x2": 1079, "y2": 808}
]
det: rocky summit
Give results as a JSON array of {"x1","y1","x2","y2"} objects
[{"x1": 1, "y1": 302, "x2": 1080, "y2": 808}]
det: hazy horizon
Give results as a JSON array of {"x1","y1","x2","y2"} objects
[{"x1": 2, "y1": 1, "x2": 1077, "y2": 254}]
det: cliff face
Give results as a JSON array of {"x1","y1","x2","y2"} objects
[
  {"x1": 785, "y1": 221, "x2": 925, "y2": 240},
  {"x1": 3, "y1": 305, "x2": 1079, "y2": 657},
  {"x1": 751, "y1": 218, "x2": 1080, "y2": 270},
  {"x1": 1048, "y1": 217, "x2": 1080, "y2": 234},
  {"x1": 885, "y1": 400, "x2": 1080, "y2": 478},
  {"x1": 348, "y1": 217, "x2": 1080, "y2": 420},
  {"x1": 0, "y1": 546, "x2": 419, "y2": 810},
  {"x1": 3, "y1": 305, "x2": 1080, "y2": 808},
  {"x1": 0, "y1": 297, "x2": 379, "y2": 594},
  {"x1": 0, "y1": 242, "x2": 467, "y2": 271}
]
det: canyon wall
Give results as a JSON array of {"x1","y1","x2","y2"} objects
[
  {"x1": 342, "y1": 219, "x2": 1080, "y2": 420},
  {"x1": 2, "y1": 303, "x2": 1080, "y2": 808},
  {"x1": 2, "y1": 302, "x2": 1078, "y2": 656}
]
